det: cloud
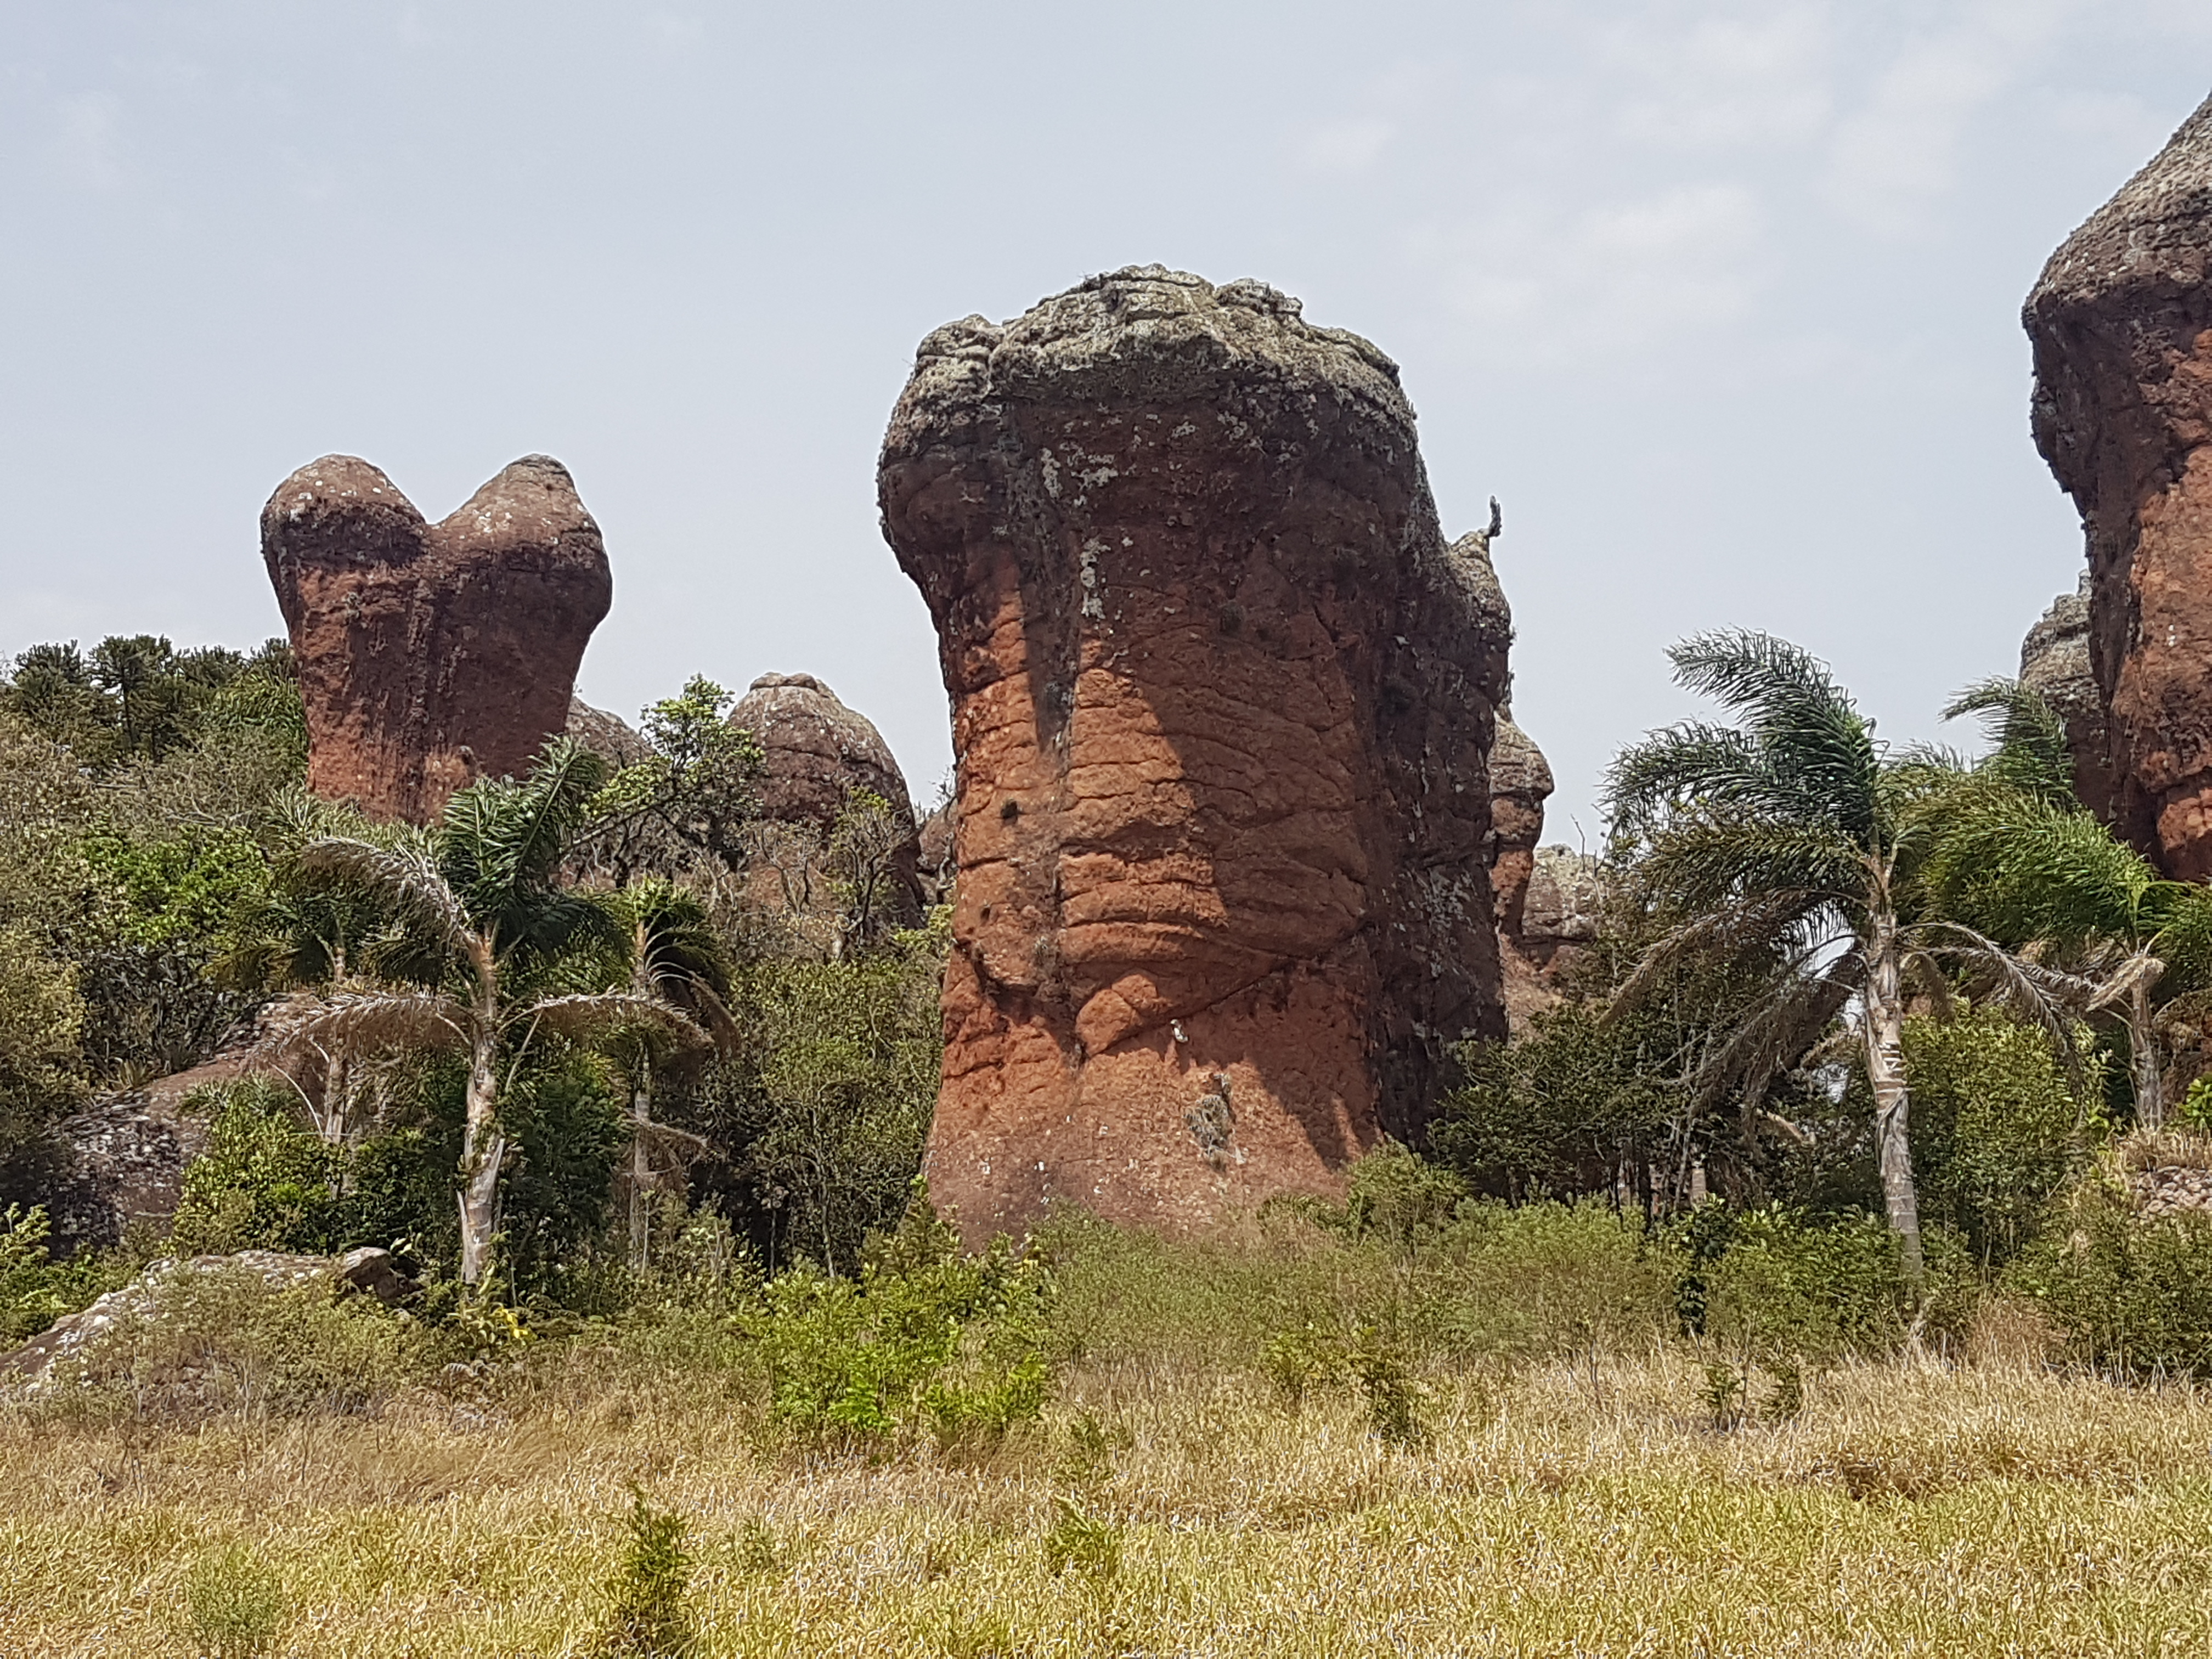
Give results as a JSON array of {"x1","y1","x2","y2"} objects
[
  {"x1": 48, "y1": 94, "x2": 125, "y2": 191},
  {"x1": 1444, "y1": 180, "x2": 1768, "y2": 360},
  {"x1": 1605, "y1": 4, "x2": 1836, "y2": 150},
  {"x1": 1822, "y1": 3, "x2": 2069, "y2": 235}
]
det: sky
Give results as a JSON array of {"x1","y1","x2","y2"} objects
[{"x1": 3, "y1": 2, "x2": 2210, "y2": 841}]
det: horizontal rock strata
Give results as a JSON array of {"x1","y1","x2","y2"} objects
[{"x1": 879, "y1": 265, "x2": 1509, "y2": 1240}]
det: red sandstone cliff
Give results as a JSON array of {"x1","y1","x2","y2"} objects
[
  {"x1": 262, "y1": 454, "x2": 612, "y2": 823},
  {"x1": 878, "y1": 266, "x2": 1510, "y2": 1239},
  {"x1": 2027, "y1": 92, "x2": 2212, "y2": 875}
]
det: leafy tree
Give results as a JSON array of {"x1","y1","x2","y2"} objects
[
  {"x1": 679, "y1": 912, "x2": 946, "y2": 1272},
  {"x1": 582, "y1": 676, "x2": 765, "y2": 879},
  {"x1": 257, "y1": 739, "x2": 704, "y2": 1284},
  {"x1": 1608, "y1": 633, "x2": 2072, "y2": 1281}
]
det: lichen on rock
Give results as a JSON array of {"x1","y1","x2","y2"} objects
[{"x1": 879, "y1": 264, "x2": 1510, "y2": 1240}]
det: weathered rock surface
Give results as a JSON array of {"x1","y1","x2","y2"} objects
[
  {"x1": 1, "y1": 1248, "x2": 410, "y2": 1389},
  {"x1": 262, "y1": 455, "x2": 613, "y2": 823},
  {"x1": 42, "y1": 1057, "x2": 237, "y2": 1254},
  {"x1": 729, "y1": 673, "x2": 925, "y2": 925},
  {"x1": 1488, "y1": 714, "x2": 1553, "y2": 942},
  {"x1": 2026, "y1": 93, "x2": 2212, "y2": 874},
  {"x1": 1520, "y1": 847, "x2": 1604, "y2": 968},
  {"x1": 566, "y1": 695, "x2": 651, "y2": 768},
  {"x1": 732, "y1": 674, "x2": 919, "y2": 836},
  {"x1": 2018, "y1": 578, "x2": 2124, "y2": 822},
  {"x1": 879, "y1": 265, "x2": 1510, "y2": 1240}
]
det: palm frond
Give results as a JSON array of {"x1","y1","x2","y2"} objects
[
  {"x1": 249, "y1": 988, "x2": 468, "y2": 1069},
  {"x1": 518, "y1": 990, "x2": 710, "y2": 1054},
  {"x1": 1943, "y1": 675, "x2": 2076, "y2": 803},
  {"x1": 292, "y1": 837, "x2": 478, "y2": 961}
]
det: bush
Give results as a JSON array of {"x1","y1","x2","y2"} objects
[
  {"x1": 178, "y1": 1543, "x2": 289, "y2": 1658},
  {"x1": 596, "y1": 1488, "x2": 696, "y2": 1657},
  {"x1": 0, "y1": 1204, "x2": 121, "y2": 1344},
  {"x1": 750, "y1": 1198, "x2": 1052, "y2": 1452},
  {"x1": 170, "y1": 1081, "x2": 340, "y2": 1256},
  {"x1": 2006, "y1": 1175, "x2": 2212, "y2": 1376},
  {"x1": 681, "y1": 917, "x2": 945, "y2": 1273},
  {"x1": 1904, "y1": 1011, "x2": 2090, "y2": 1262},
  {"x1": 1671, "y1": 1203, "x2": 1921, "y2": 1363}
]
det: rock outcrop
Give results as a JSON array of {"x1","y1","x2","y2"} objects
[
  {"x1": 566, "y1": 695, "x2": 651, "y2": 768},
  {"x1": 1487, "y1": 714, "x2": 1552, "y2": 943},
  {"x1": 879, "y1": 265, "x2": 1510, "y2": 1240},
  {"x1": 2018, "y1": 579, "x2": 2124, "y2": 821},
  {"x1": 729, "y1": 673, "x2": 925, "y2": 927},
  {"x1": 262, "y1": 455, "x2": 613, "y2": 823},
  {"x1": 2026, "y1": 93, "x2": 2212, "y2": 875},
  {"x1": 42, "y1": 1057, "x2": 240, "y2": 1254},
  {"x1": 2, "y1": 1249, "x2": 410, "y2": 1391}
]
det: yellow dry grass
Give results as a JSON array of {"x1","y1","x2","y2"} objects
[{"x1": 3, "y1": 1345, "x2": 2209, "y2": 1657}]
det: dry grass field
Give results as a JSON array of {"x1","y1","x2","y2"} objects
[{"x1": 4, "y1": 1337, "x2": 2210, "y2": 1658}]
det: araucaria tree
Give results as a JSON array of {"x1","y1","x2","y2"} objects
[
  {"x1": 1609, "y1": 633, "x2": 2070, "y2": 1282},
  {"x1": 256, "y1": 739, "x2": 704, "y2": 1285}
]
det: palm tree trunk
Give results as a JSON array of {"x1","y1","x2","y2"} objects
[
  {"x1": 1863, "y1": 906, "x2": 1926, "y2": 1285},
  {"x1": 457, "y1": 1022, "x2": 504, "y2": 1287},
  {"x1": 628, "y1": 1060, "x2": 652, "y2": 1272},
  {"x1": 2130, "y1": 974, "x2": 2166, "y2": 1130}
]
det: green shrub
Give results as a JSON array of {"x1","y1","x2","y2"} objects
[
  {"x1": 1424, "y1": 1199, "x2": 1678, "y2": 1362},
  {"x1": 178, "y1": 1542, "x2": 289, "y2": 1658},
  {"x1": 2006, "y1": 1176, "x2": 2212, "y2": 1376},
  {"x1": 1904, "y1": 1011, "x2": 2091, "y2": 1261},
  {"x1": 59, "y1": 1265, "x2": 422, "y2": 1420},
  {"x1": 1042, "y1": 1493, "x2": 1121, "y2": 1580},
  {"x1": 750, "y1": 1199, "x2": 1052, "y2": 1452},
  {"x1": 0, "y1": 1204, "x2": 122, "y2": 1344},
  {"x1": 1672, "y1": 1203, "x2": 1922, "y2": 1363},
  {"x1": 170, "y1": 1081, "x2": 339, "y2": 1256},
  {"x1": 596, "y1": 1488, "x2": 696, "y2": 1657}
]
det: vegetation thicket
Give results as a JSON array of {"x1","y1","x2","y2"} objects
[{"x1": 9, "y1": 624, "x2": 2212, "y2": 1651}]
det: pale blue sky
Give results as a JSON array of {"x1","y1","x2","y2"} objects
[{"x1": 4, "y1": 2, "x2": 2210, "y2": 838}]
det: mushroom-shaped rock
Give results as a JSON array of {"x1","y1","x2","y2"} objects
[
  {"x1": 262, "y1": 454, "x2": 612, "y2": 823},
  {"x1": 2027, "y1": 92, "x2": 2212, "y2": 874},
  {"x1": 879, "y1": 265, "x2": 1511, "y2": 1241}
]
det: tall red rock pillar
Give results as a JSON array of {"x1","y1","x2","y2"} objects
[
  {"x1": 262, "y1": 454, "x2": 613, "y2": 823},
  {"x1": 2027, "y1": 92, "x2": 2212, "y2": 876},
  {"x1": 878, "y1": 266, "x2": 1510, "y2": 1239}
]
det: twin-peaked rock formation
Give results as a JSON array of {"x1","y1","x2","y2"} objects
[
  {"x1": 2027, "y1": 92, "x2": 2212, "y2": 876},
  {"x1": 262, "y1": 455, "x2": 612, "y2": 823},
  {"x1": 880, "y1": 266, "x2": 1512, "y2": 1239}
]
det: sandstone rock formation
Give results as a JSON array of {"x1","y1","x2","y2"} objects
[
  {"x1": 729, "y1": 673, "x2": 924, "y2": 928},
  {"x1": 2026, "y1": 92, "x2": 2212, "y2": 874},
  {"x1": 566, "y1": 694, "x2": 651, "y2": 768},
  {"x1": 1520, "y1": 847, "x2": 1603, "y2": 972},
  {"x1": 262, "y1": 455, "x2": 613, "y2": 823},
  {"x1": 43, "y1": 1057, "x2": 237, "y2": 1254},
  {"x1": 879, "y1": 265, "x2": 1510, "y2": 1240},
  {"x1": 1487, "y1": 714, "x2": 1553, "y2": 945},
  {"x1": 2018, "y1": 578, "x2": 2123, "y2": 821}
]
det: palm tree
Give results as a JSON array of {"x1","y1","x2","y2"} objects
[
  {"x1": 602, "y1": 876, "x2": 733, "y2": 1268},
  {"x1": 255, "y1": 740, "x2": 706, "y2": 1285},
  {"x1": 1609, "y1": 633, "x2": 2075, "y2": 1282},
  {"x1": 1923, "y1": 679, "x2": 2212, "y2": 1130}
]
